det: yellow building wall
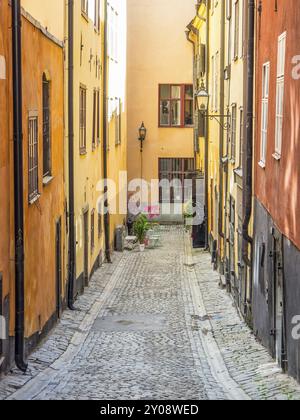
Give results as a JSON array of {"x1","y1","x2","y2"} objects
[
  {"x1": 206, "y1": 1, "x2": 222, "y2": 243},
  {"x1": 224, "y1": 0, "x2": 245, "y2": 281},
  {"x1": 64, "y1": 0, "x2": 104, "y2": 290},
  {"x1": 127, "y1": 0, "x2": 195, "y2": 207},
  {"x1": 21, "y1": 0, "x2": 65, "y2": 41},
  {"x1": 106, "y1": 0, "x2": 128, "y2": 249}
]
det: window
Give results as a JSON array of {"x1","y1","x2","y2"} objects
[
  {"x1": 115, "y1": 98, "x2": 121, "y2": 146},
  {"x1": 159, "y1": 84, "x2": 193, "y2": 128},
  {"x1": 231, "y1": 104, "x2": 237, "y2": 161},
  {"x1": 94, "y1": 0, "x2": 100, "y2": 31},
  {"x1": 97, "y1": 89, "x2": 100, "y2": 144},
  {"x1": 275, "y1": 32, "x2": 286, "y2": 158},
  {"x1": 81, "y1": 0, "x2": 88, "y2": 17},
  {"x1": 42, "y1": 74, "x2": 51, "y2": 178},
  {"x1": 28, "y1": 112, "x2": 39, "y2": 203},
  {"x1": 211, "y1": 53, "x2": 219, "y2": 111},
  {"x1": 92, "y1": 89, "x2": 97, "y2": 149},
  {"x1": 159, "y1": 158, "x2": 195, "y2": 203},
  {"x1": 233, "y1": 0, "x2": 239, "y2": 59},
  {"x1": 239, "y1": 108, "x2": 244, "y2": 169},
  {"x1": 260, "y1": 62, "x2": 270, "y2": 166},
  {"x1": 79, "y1": 85, "x2": 87, "y2": 154},
  {"x1": 91, "y1": 210, "x2": 95, "y2": 253}
]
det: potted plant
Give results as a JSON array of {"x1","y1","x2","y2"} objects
[
  {"x1": 184, "y1": 200, "x2": 194, "y2": 232},
  {"x1": 133, "y1": 214, "x2": 150, "y2": 252}
]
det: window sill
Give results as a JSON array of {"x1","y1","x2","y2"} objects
[
  {"x1": 43, "y1": 175, "x2": 54, "y2": 186},
  {"x1": 29, "y1": 194, "x2": 41, "y2": 206},
  {"x1": 234, "y1": 168, "x2": 243, "y2": 178},
  {"x1": 80, "y1": 149, "x2": 87, "y2": 156},
  {"x1": 258, "y1": 160, "x2": 266, "y2": 169},
  {"x1": 272, "y1": 152, "x2": 281, "y2": 161},
  {"x1": 81, "y1": 12, "x2": 89, "y2": 22}
]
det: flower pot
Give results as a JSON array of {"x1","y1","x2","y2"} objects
[{"x1": 139, "y1": 244, "x2": 145, "y2": 252}]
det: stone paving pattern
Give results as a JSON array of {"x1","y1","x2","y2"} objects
[{"x1": 0, "y1": 227, "x2": 300, "y2": 400}]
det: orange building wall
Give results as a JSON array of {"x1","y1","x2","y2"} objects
[
  {"x1": 21, "y1": 16, "x2": 66, "y2": 340},
  {"x1": 254, "y1": 0, "x2": 300, "y2": 251},
  {"x1": 0, "y1": 0, "x2": 13, "y2": 332}
]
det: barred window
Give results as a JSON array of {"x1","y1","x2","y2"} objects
[
  {"x1": 79, "y1": 85, "x2": 87, "y2": 154},
  {"x1": 28, "y1": 112, "x2": 39, "y2": 203},
  {"x1": 43, "y1": 74, "x2": 51, "y2": 177}
]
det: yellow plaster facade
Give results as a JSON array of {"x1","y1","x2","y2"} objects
[
  {"x1": 65, "y1": 0, "x2": 104, "y2": 293},
  {"x1": 127, "y1": 0, "x2": 196, "y2": 218}
]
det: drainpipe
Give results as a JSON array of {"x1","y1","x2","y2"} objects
[
  {"x1": 12, "y1": 0, "x2": 28, "y2": 372},
  {"x1": 204, "y1": 1, "x2": 210, "y2": 249},
  {"x1": 103, "y1": 0, "x2": 111, "y2": 263},
  {"x1": 242, "y1": 1, "x2": 255, "y2": 287},
  {"x1": 218, "y1": 0, "x2": 226, "y2": 252},
  {"x1": 67, "y1": 0, "x2": 76, "y2": 309},
  {"x1": 242, "y1": 0, "x2": 254, "y2": 266},
  {"x1": 185, "y1": 28, "x2": 197, "y2": 164}
]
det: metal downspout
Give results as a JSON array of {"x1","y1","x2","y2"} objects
[
  {"x1": 67, "y1": 0, "x2": 76, "y2": 310},
  {"x1": 242, "y1": 0, "x2": 255, "y2": 301},
  {"x1": 218, "y1": 0, "x2": 226, "y2": 256},
  {"x1": 103, "y1": 0, "x2": 112, "y2": 263},
  {"x1": 12, "y1": 0, "x2": 28, "y2": 372}
]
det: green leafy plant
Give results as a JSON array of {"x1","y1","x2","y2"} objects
[{"x1": 133, "y1": 214, "x2": 150, "y2": 244}]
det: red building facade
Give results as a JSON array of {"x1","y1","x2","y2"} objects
[{"x1": 253, "y1": 0, "x2": 300, "y2": 382}]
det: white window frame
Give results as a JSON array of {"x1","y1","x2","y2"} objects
[
  {"x1": 274, "y1": 32, "x2": 286, "y2": 159},
  {"x1": 260, "y1": 62, "x2": 270, "y2": 167}
]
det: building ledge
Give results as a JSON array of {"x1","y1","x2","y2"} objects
[
  {"x1": 29, "y1": 194, "x2": 41, "y2": 206},
  {"x1": 43, "y1": 175, "x2": 54, "y2": 187},
  {"x1": 272, "y1": 152, "x2": 281, "y2": 161}
]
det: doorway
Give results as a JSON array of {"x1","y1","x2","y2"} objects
[
  {"x1": 55, "y1": 218, "x2": 62, "y2": 319},
  {"x1": 272, "y1": 233, "x2": 287, "y2": 371},
  {"x1": 83, "y1": 210, "x2": 89, "y2": 287}
]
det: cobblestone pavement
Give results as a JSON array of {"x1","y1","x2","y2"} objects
[{"x1": 1, "y1": 227, "x2": 300, "y2": 400}]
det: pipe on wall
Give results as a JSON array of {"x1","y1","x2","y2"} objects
[
  {"x1": 218, "y1": 0, "x2": 226, "y2": 250},
  {"x1": 12, "y1": 0, "x2": 28, "y2": 372},
  {"x1": 242, "y1": 0, "x2": 254, "y2": 265},
  {"x1": 242, "y1": 0, "x2": 255, "y2": 285},
  {"x1": 67, "y1": 0, "x2": 76, "y2": 310},
  {"x1": 103, "y1": 0, "x2": 111, "y2": 263}
]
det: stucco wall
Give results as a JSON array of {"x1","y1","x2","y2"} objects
[
  {"x1": 66, "y1": 1, "x2": 104, "y2": 288},
  {"x1": 21, "y1": 15, "x2": 66, "y2": 340},
  {"x1": 127, "y1": 0, "x2": 195, "y2": 192},
  {"x1": 0, "y1": 0, "x2": 13, "y2": 372},
  {"x1": 21, "y1": 0, "x2": 65, "y2": 41},
  {"x1": 254, "y1": 0, "x2": 300, "y2": 251}
]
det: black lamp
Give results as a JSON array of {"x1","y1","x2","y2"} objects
[
  {"x1": 196, "y1": 81, "x2": 209, "y2": 114},
  {"x1": 138, "y1": 122, "x2": 147, "y2": 143}
]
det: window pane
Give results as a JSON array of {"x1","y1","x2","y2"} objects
[
  {"x1": 160, "y1": 100, "x2": 170, "y2": 126},
  {"x1": 171, "y1": 100, "x2": 181, "y2": 126},
  {"x1": 160, "y1": 85, "x2": 170, "y2": 100},
  {"x1": 185, "y1": 100, "x2": 193, "y2": 126},
  {"x1": 171, "y1": 85, "x2": 181, "y2": 100},
  {"x1": 185, "y1": 85, "x2": 193, "y2": 100}
]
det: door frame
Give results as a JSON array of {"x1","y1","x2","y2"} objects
[
  {"x1": 83, "y1": 209, "x2": 89, "y2": 287},
  {"x1": 55, "y1": 218, "x2": 62, "y2": 319},
  {"x1": 271, "y1": 229, "x2": 287, "y2": 371}
]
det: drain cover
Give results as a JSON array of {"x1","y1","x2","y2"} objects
[{"x1": 92, "y1": 314, "x2": 167, "y2": 333}]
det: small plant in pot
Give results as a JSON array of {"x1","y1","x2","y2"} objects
[{"x1": 133, "y1": 214, "x2": 150, "y2": 252}]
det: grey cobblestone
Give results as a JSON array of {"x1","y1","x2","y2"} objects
[
  {"x1": 0, "y1": 227, "x2": 299, "y2": 400},
  {"x1": 193, "y1": 249, "x2": 300, "y2": 401}
]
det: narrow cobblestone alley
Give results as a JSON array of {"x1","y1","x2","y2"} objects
[{"x1": 1, "y1": 228, "x2": 300, "y2": 401}]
